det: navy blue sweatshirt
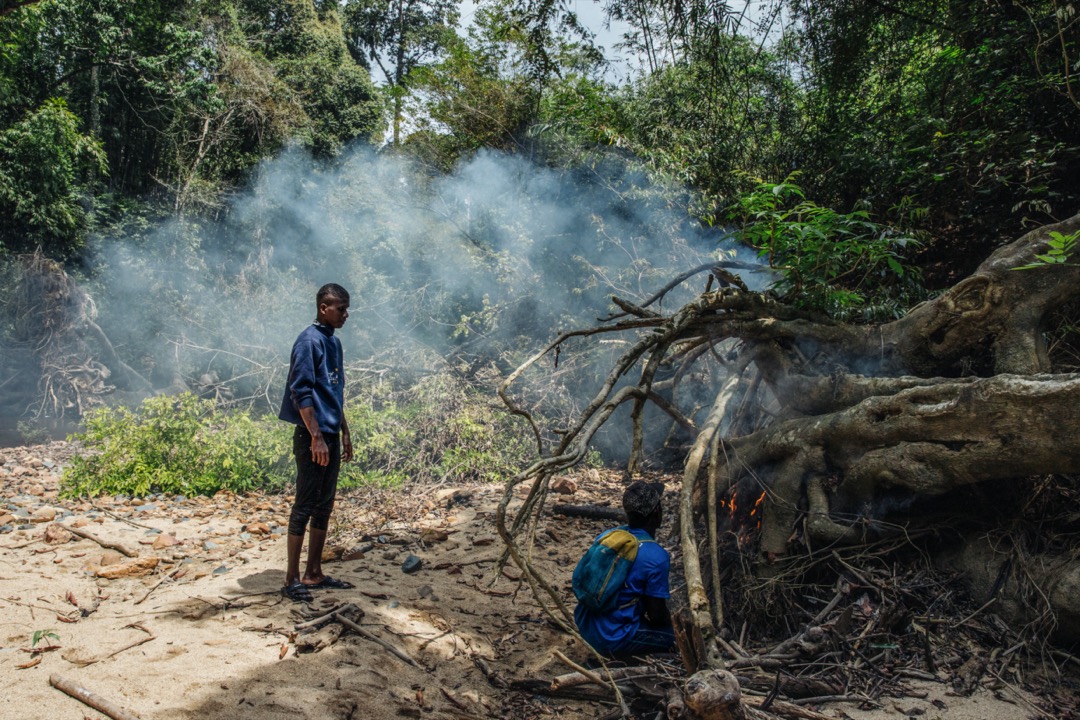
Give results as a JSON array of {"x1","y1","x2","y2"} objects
[{"x1": 278, "y1": 323, "x2": 345, "y2": 434}]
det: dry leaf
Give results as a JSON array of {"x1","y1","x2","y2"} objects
[
  {"x1": 16, "y1": 656, "x2": 41, "y2": 669},
  {"x1": 278, "y1": 644, "x2": 288, "y2": 660},
  {"x1": 65, "y1": 590, "x2": 79, "y2": 607},
  {"x1": 415, "y1": 689, "x2": 424, "y2": 706},
  {"x1": 204, "y1": 638, "x2": 230, "y2": 646}
]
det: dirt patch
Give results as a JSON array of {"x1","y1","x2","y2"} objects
[{"x1": 0, "y1": 441, "x2": 1076, "y2": 719}]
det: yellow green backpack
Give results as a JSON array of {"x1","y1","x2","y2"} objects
[{"x1": 572, "y1": 526, "x2": 654, "y2": 612}]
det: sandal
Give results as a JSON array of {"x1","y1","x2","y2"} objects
[
  {"x1": 282, "y1": 580, "x2": 314, "y2": 602},
  {"x1": 310, "y1": 576, "x2": 354, "y2": 590}
]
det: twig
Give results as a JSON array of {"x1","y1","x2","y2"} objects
[
  {"x1": 62, "y1": 525, "x2": 138, "y2": 558},
  {"x1": 294, "y1": 603, "x2": 353, "y2": 631},
  {"x1": 50, "y1": 674, "x2": 141, "y2": 720},
  {"x1": 551, "y1": 666, "x2": 656, "y2": 691},
  {"x1": 551, "y1": 650, "x2": 611, "y2": 689},
  {"x1": 552, "y1": 649, "x2": 632, "y2": 717},
  {"x1": 956, "y1": 597, "x2": 998, "y2": 627},
  {"x1": 91, "y1": 505, "x2": 156, "y2": 531},
  {"x1": 333, "y1": 611, "x2": 421, "y2": 667},
  {"x1": 742, "y1": 694, "x2": 838, "y2": 719},
  {"x1": 2, "y1": 538, "x2": 42, "y2": 549},
  {"x1": 65, "y1": 623, "x2": 156, "y2": 666},
  {"x1": 133, "y1": 575, "x2": 171, "y2": 606},
  {"x1": 985, "y1": 666, "x2": 1056, "y2": 719},
  {"x1": 791, "y1": 694, "x2": 876, "y2": 707}
]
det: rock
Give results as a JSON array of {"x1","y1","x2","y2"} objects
[
  {"x1": 245, "y1": 522, "x2": 270, "y2": 536},
  {"x1": 551, "y1": 476, "x2": 578, "y2": 495},
  {"x1": 99, "y1": 551, "x2": 124, "y2": 566},
  {"x1": 212, "y1": 565, "x2": 229, "y2": 575},
  {"x1": 96, "y1": 556, "x2": 160, "y2": 579},
  {"x1": 417, "y1": 585, "x2": 434, "y2": 599},
  {"x1": 152, "y1": 534, "x2": 178, "y2": 550},
  {"x1": 0, "y1": 525, "x2": 12, "y2": 534},
  {"x1": 0, "y1": 513, "x2": 13, "y2": 526},
  {"x1": 202, "y1": 540, "x2": 220, "y2": 551},
  {"x1": 31, "y1": 507, "x2": 57, "y2": 523},
  {"x1": 70, "y1": 517, "x2": 89, "y2": 528},
  {"x1": 401, "y1": 555, "x2": 423, "y2": 574},
  {"x1": 133, "y1": 503, "x2": 157, "y2": 513},
  {"x1": 421, "y1": 529, "x2": 449, "y2": 543},
  {"x1": 321, "y1": 545, "x2": 345, "y2": 562},
  {"x1": 43, "y1": 523, "x2": 73, "y2": 545}
]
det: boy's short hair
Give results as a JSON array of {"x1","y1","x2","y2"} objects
[
  {"x1": 623, "y1": 481, "x2": 664, "y2": 528},
  {"x1": 317, "y1": 283, "x2": 350, "y2": 306}
]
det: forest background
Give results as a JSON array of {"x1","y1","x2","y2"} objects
[{"x1": 0, "y1": 0, "x2": 1078, "y2": 498}]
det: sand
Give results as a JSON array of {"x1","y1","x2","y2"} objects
[{"x1": 0, "y1": 442, "x2": 1068, "y2": 719}]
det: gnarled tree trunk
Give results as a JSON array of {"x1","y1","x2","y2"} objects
[{"x1": 498, "y1": 212, "x2": 1080, "y2": 717}]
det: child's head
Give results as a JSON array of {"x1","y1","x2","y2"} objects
[
  {"x1": 623, "y1": 481, "x2": 664, "y2": 530},
  {"x1": 316, "y1": 283, "x2": 350, "y2": 328}
]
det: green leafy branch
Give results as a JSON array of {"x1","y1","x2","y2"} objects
[
  {"x1": 727, "y1": 175, "x2": 927, "y2": 319},
  {"x1": 1013, "y1": 230, "x2": 1080, "y2": 269}
]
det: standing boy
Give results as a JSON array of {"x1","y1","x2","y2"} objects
[{"x1": 279, "y1": 283, "x2": 355, "y2": 602}]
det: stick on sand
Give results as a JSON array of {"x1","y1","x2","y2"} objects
[{"x1": 49, "y1": 674, "x2": 141, "y2": 720}]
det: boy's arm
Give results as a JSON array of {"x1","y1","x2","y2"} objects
[
  {"x1": 341, "y1": 414, "x2": 352, "y2": 463},
  {"x1": 298, "y1": 406, "x2": 330, "y2": 467}
]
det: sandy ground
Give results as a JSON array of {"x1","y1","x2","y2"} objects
[{"x1": 0, "y1": 441, "x2": 1070, "y2": 720}]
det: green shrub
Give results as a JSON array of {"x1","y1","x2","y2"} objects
[
  {"x1": 62, "y1": 393, "x2": 291, "y2": 498},
  {"x1": 340, "y1": 372, "x2": 535, "y2": 488},
  {"x1": 729, "y1": 176, "x2": 928, "y2": 320},
  {"x1": 62, "y1": 373, "x2": 536, "y2": 497}
]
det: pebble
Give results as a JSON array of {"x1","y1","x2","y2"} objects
[
  {"x1": 203, "y1": 540, "x2": 220, "y2": 551},
  {"x1": 401, "y1": 554, "x2": 423, "y2": 574}
]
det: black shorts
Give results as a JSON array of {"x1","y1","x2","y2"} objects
[{"x1": 288, "y1": 425, "x2": 340, "y2": 534}]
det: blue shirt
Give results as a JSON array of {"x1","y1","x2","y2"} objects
[
  {"x1": 574, "y1": 527, "x2": 670, "y2": 654},
  {"x1": 278, "y1": 323, "x2": 345, "y2": 434}
]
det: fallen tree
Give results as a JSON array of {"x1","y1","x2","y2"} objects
[{"x1": 497, "y1": 212, "x2": 1080, "y2": 718}]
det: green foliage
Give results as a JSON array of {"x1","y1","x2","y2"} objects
[
  {"x1": 341, "y1": 372, "x2": 535, "y2": 487},
  {"x1": 1013, "y1": 230, "x2": 1080, "y2": 270},
  {"x1": 61, "y1": 375, "x2": 534, "y2": 496},
  {"x1": 408, "y1": 20, "x2": 539, "y2": 167},
  {"x1": 63, "y1": 393, "x2": 291, "y2": 498},
  {"x1": 791, "y1": 0, "x2": 1080, "y2": 252},
  {"x1": 30, "y1": 628, "x2": 60, "y2": 649},
  {"x1": 729, "y1": 176, "x2": 926, "y2": 319},
  {"x1": 16, "y1": 419, "x2": 50, "y2": 445},
  {"x1": 0, "y1": 98, "x2": 105, "y2": 254},
  {"x1": 343, "y1": 0, "x2": 458, "y2": 144}
]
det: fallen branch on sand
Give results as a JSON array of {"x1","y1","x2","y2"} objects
[
  {"x1": 50, "y1": 673, "x2": 141, "y2": 720},
  {"x1": 61, "y1": 622, "x2": 155, "y2": 666},
  {"x1": 62, "y1": 525, "x2": 138, "y2": 558},
  {"x1": 292, "y1": 602, "x2": 422, "y2": 668}
]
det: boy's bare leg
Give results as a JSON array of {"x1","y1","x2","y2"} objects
[
  {"x1": 285, "y1": 534, "x2": 305, "y2": 586},
  {"x1": 302, "y1": 527, "x2": 327, "y2": 584}
]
